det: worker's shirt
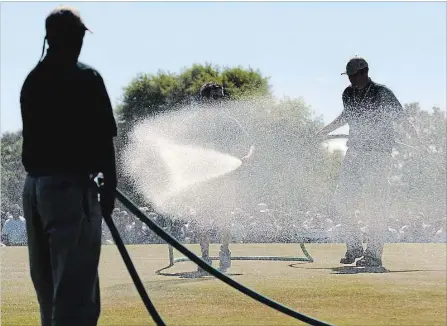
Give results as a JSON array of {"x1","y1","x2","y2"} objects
[
  {"x1": 341, "y1": 79, "x2": 407, "y2": 153},
  {"x1": 20, "y1": 54, "x2": 117, "y2": 176}
]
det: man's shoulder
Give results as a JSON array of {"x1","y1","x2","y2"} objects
[
  {"x1": 370, "y1": 81, "x2": 394, "y2": 94},
  {"x1": 22, "y1": 64, "x2": 43, "y2": 91},
  {"x1": 343, "y1": 85, "x2": 354, "y2": 94},
  {"x1": 342, "y1": 85, "x2": 354, "y2": 98},
  {"x1": 76, "y1": 61, "x2": 103, "y2": 80},
  {"x1": 2, "y1": 219, "x2": 13, "y2": 227}
]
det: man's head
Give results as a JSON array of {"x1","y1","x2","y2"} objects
[
  {"x1": 342, "y1": 57, "x2": 370, "y2": 89},
  {"x1": 10, "y1": 204, "x2": 22, "y2": 218},
  {"x1": 199, "y1": 82, "x2": 225, "y2": 102},
  {"x1": 44, "y1": 6, "x2": 90, "y2": 60}
]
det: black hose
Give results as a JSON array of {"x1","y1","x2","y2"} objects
[
  {"x1": 116, "y1": 189, "x2": 333, "y2": 326},
  {"x1": 324, "y1": 134, "x2": 349, "y2": 140},
  {"x1": 102, "y1": 212, "x2": 166, "y2": 326}
]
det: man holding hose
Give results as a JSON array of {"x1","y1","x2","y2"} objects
[
  {"x1": 20, "y1": 6, "x2": 117, "y2": 325},
  {"x1": 195, "y1": 82, "x2": 255, "y2": 273},
  {"x1": 317, "y1": 57, "x2": 424, "y2": 267}
]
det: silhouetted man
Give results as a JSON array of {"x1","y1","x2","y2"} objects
[
  {"x1": 20, "y1": 6, "x2": 117, "y2": 326},
  {"x1": 317, "y1": 57, "x2": 424, "y2": 267}
]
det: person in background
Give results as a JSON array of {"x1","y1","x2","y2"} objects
[
  {"x1": 1, "y1": 205, "x2": 27, "y2": 246},
  {"x1": 194, "y1": 82, "x2": 255, "y2": 273}
]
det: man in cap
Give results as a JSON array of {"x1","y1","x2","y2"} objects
[
  {"x1": 20, "y1": 6, "x2": 117, "y2": 325},
  {"x1": 316, "y1": 57, "x2": 424, "y2": 267},
  {"x1": 192, "y1": 82, "x2": 255, "y2": 273}
]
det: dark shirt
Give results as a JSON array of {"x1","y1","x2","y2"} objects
[
  {"x1": 20, "y1": 55, "x2": 117, "y2": 176},
  {"x1": 342, "y1": 79, "x2": 407, "y2": 153}
]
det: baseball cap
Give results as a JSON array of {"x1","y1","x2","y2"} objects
[
  {"x1": 341, "y1": 57, "x2": 368, "y2": 76},
  {"x1": 45, "y1": 6, "x2": 91, "y2": 38},
  {"x1": 200, "y1": 82, "x2": 224, "y2": 99}
]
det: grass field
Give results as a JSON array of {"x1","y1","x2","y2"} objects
[{"x1": 1, "y1": 243, "x2": 446, "y2": 326}]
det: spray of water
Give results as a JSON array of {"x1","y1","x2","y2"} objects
[
  {"x1": 124, "y1": 128, "x2": 242, "y2": 210},
  {"x1": 122, "y1": 102, "x2": 258, "y2": 228},
  {"x1": 121, "y1": 97, "x2": 446, "y2": 243}
]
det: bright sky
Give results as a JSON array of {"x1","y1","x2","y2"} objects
[{"x1": 1, "y1": 2, "x2": 446, "y2": 137}]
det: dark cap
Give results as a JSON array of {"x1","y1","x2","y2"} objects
[
  {"x1": 341, "y1": 57, "x2": 368, "y2": 76},
  {"x1": 45, "y1": 6, "x2": 91, "y2": 38}
]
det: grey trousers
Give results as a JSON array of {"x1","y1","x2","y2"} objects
[
  {"x1": 334, "y1": 149, "x2": 392, "y2": 259},
  {"x1": 23, "y1": 174, "x2": 102, "y2": 326}
]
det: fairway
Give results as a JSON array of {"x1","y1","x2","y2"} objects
[{"x1": 1, "y1": 243, "x2": 446, "y2": 326}]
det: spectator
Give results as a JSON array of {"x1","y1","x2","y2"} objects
[{"x1": 1, "y1": 210, "x2": 27, "y2": 246}]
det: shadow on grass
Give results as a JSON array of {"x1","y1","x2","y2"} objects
[
  {"x1": 157, "y1": 270, "x2": 243, "y2": 279},
  {"x1": 288, "y1": 263, "x2": 443, "y2": 274}
]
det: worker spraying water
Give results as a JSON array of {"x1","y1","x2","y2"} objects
[
  {"x1": 123, "y1": 82, "x2": 255, "y2": 273},
  {"x1": 192, "y1": 82, "x2": 255, "y2": 273},
  {"x1": 316, "y1": 57, "x2": 427, "y2": 268}
]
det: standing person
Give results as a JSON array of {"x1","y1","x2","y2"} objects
[
  {"x1": 20, "y1": 6, "x2": 117, "y2": 326},
  {"x1": 1, "y1": 205, "x2": 27, "y2": 246},
  {"x1": 194, "y1": 82, "x2": 255, "y2": 273},
  {"x1": 317, "y1": 57, "x2": 424, "y2": 267}
]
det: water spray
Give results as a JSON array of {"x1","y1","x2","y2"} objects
[{"x1": 323, "y1": 134, "x2": 445, "y2": 172}]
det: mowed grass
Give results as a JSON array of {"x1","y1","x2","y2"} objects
[{"x1": 1, "y1": 243, "x2": 446, "y2": 326}]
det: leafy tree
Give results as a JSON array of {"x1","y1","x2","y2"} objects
[
  {"x1": 117, "y1": 63, "x2": 271, "y2": 125},
  {"x1": 391, "y1": 103, "x2": 446, "y2": 223},
  {"x1": 1, "y1": 131, "x2": 25, "y2": 214}
]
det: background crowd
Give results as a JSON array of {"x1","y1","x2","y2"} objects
[{"x1": 2, "y1": 201, "x2": 445, "y2": 247}]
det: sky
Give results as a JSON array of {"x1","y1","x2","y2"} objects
[{"x1": 1, "y1": 1, "x2": 446, "y2": 139}]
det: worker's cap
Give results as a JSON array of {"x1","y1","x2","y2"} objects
[
  {"x1": 45, "y1": 6, "x2": 91, "y2": 38},
  {"x1": 200, "y1": 82, "x2": 224, "y2": 99},
  {"x1": 341, "y1": 57, "x2": 368, "y2": 76}
]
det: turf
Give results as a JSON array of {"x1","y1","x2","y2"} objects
[{"x1": 1, "y1": 243, "x2": 446, "y2": 326}]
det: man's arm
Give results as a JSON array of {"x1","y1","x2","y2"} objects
[
  {"x1": 381, "y1": 87, "x2": 425, "y2": 147},
  {"x1": 227, "y1": 115, "x2": 255, "y2": 161},
  {"x1": 316, "y1": 89, "x2": 349, "y2": 139},
  {"x1": 242, "y1": 145, "x2": 255, "y2": 161},
  {"x1": 1, "y1": 222, "x2": 9, "y2": 246},
  {"x1": 316, "y1": 113, "x2": 347, "y2": 137},
  {"x1": 91, "y1": 70, "x2": 118, "y2": 216},
  {"x1": 1, "y1": 234, "x2": 9, "y2": 246}
]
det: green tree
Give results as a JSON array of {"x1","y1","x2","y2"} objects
[
  {"x1": 1, "y1": 131, "x2": 25, "y2": 213},
  {"x1": 117, "y1": 63, "x2": 271, "y2": 125},
  {"x1": 391, "y1": 103, "x2": 446, "y2": 223}
]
